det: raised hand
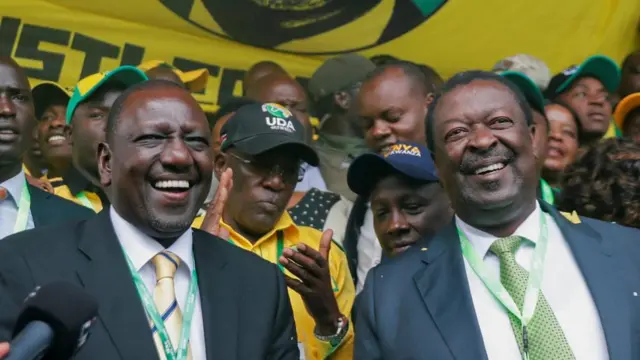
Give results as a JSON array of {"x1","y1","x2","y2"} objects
[{"x1": 200, "y1": 168, "x2": 233, "y2": 240}]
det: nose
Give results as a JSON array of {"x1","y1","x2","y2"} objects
[
  {"x1": 48, "y1": 113, "x2": 66, "y2": 129},
  {"x1": 588, "y1": 92, "x2": 607, "y2": 106},
  {"x1": 370, "y1": 119, "x2": 392, "y2": 139},
  {"x1": 0, "y1": 94, "x2": 16, "y2": 118},
  {"x1": 262, "y1": 169, "x2": 287, "y2": 192},
  {"x1": 468, "y1": 125, "x2": 498, "y2": 151},
  {"x1": 160, "y1": 138, "x2": 193, "y2": 171},
  {"x1": 386, "y1": 209, "x2": 411, "y2": 237}
]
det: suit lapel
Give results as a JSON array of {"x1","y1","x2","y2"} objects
[
  {"x1": 413, "y1": 222, "x2": 488, "y2": 360},
  {"x1": 27, "y1": 184, "x2": 49, "y2": 226},
  {"x1": 542, "y1": 203, "x2": 632, "y2": 360},
  {"x1": 76, "y1": 210, "x2": 159, "y2": 360},
  {"x1": 193, "y1": 231, "x2": 238, "y2": 360}
]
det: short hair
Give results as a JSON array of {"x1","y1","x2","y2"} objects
[
  {"x1": 369, "y1": 54, "x2": 400, "y2": 66},
  {"x1": 545, "y1": 98, "x2": 584, "y2": 145},
  {"x1": 208, "y1": 97, "x2": 260, "y2": 128},
  {"x1": 106, "y1": 79, "x2": 185, "y2": 143},
  {"x1": 621, "y1": 50, "x2": 640, "y2": 71},
  {"x1": 417, "y1": 64, "x2": 444, "y2": 93},
  {"x1": 363, "y1": 60, "x2": 430, "y2": 98},
  {"x1": 426, "y1": 70, "x2": 533, "y2": 152},
  {"x1": 557, "y1": 138, "x2": 640, "y2": 228}
]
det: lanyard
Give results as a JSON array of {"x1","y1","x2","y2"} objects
[
  {"x1": 458, "y1": 213, "x2": 548, "y2": 360},
  {"x1": 76, "y1": 191, "x2": 96, "y2": 211},
  {"x1": 123, "y1": 251, "x2": 198, "y2": 360},
  {"x1": 539, "y1": 179, "x2": 555, "y2": 205},
  {"x1": 13, "y1": 181, "x2": 31, "y2": 234}
]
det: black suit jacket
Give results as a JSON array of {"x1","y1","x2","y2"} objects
[
  {"x1": 28, "y1": 183, "x2": 94, "y2": 227},
  {"x1": 0, "y1": 210, "x2": 299, "y2": 360},
  {"x1": 355, "y1": 202, "x2": 640, "y2": 359}
]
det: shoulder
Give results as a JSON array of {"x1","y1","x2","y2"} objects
[
  {"x1": 579, "y1": 215, "x2": 640, "y2": 243},
  {"x1": 192, "y1": 229, "x2": 278, "y2": 272},
  {"x1": 29, "y1": 184, "x2": 92, "y2": 214},
  {"x1": 0, "y1": 220, "x2": 82, "y2": 254},
  {"x1": 370, "y1": 243, "x2": 428, "y2": 280}
]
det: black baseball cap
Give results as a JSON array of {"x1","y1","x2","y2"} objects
[
  {"x1": 220, "y1": 103, "x2": 319, "y2": 166},
  {"x1": 347, "y1": 142, "x2": 439, "y2": 196}
]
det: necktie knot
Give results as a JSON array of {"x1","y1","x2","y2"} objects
[
  {"x1": 489, "y1": 236, "x2": 523, "y2": 258},
  {"x1": 152, "y1": 250, "x2": 180, "y2": 281},
  {"x1": 0, "y1": 186, "x2": 7, "y2": 201}
]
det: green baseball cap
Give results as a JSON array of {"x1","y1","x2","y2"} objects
[
  {"x1": 65, "y1": 65, "x2": 148, "y2": 124},
  {"x1": 499, "y1": 71, "x2": 545, "y2": 114},
  {"x1": 308, "y1": 54, "x2": 375, "y2": 100},
  {"x1": 545, "y1": 55, "x2": 621, "y2": 98}
]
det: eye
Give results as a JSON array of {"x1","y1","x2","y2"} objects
[
  {"x1": 12, "y1": 93, "x2": 29, "y2": 102},
  {"x1": 135, "y1": 134, "x2": 165, "y2": 144},
  {"x1": 373, "y1": 207, "x2": 389, "y2": 219},
  {"x1": 444, "y1": 127, "x2": 468, "y2": 142},
  {"x1": 88, "y1": 111, "x2": 105, "y2": 120},
  {"x1": 403, "y1": 203, "x2": 424, "y2": 215},
  {"x1": 573, "y1": 91, "x2": 587, "y2": 99},
  {"x1": 185, "y1": 136, "x2": 209, "y2": 150},
  {"x1": 489, "y1": 116, "x2": 513, "y2": 129}
]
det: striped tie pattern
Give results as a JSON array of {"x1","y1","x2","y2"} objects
[{"x1": 151, "y1": 251, "x2": 192, "y2": 360}]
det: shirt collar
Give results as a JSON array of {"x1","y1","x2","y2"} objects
[
  {"x1": 455, "y1": 202, "x2": 542, "y2": 258},
  {"x1": 1, "y1": 170, "x2": 26, "y2": 205},
  {"x1": 220, "y1": 210, "x2": 299, "y2": 248},
  {"x1": 64, "y1": 166, "x2": 97, "y2": 196},
  {"x1": 110, "y1": 207, "x2": 194, "y2": 271}
]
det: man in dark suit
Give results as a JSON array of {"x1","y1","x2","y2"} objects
[
  {"x1": 0, "y1": 79, "x2": 299, "y2": 359},
  {"x1": 0, "y1": 57, "x2": 93, "y2": 240},
  {"x1": 355, "y1": 71, "x2": 640, "y2": 360}
]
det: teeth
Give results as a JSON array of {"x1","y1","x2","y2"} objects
[
  {"x1": 48, "y1": 135, "x2": 65, "y2": 143},
  {"x1": 0, "y1": 129, "x2": 15, "y2": 134},
  {"x1": 154, "y1": 180, "x2": 190, "y2": 189},
  {"x1": 475, "y1": 163, "x2": 505, "y2": 175}
]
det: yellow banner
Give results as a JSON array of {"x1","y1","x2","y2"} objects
[{"x1": 2, "y1": 0, "x2": 639, "y2": 112}]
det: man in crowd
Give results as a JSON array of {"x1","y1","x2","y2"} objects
[
  {"x1": 615, "y1": 50, "x2": 640, "y2": 105},
  {"x1": 200, "y1": 103, "x2": 355, "y2": 359},
  {"x1": 546, "y1": 55, "x2": 621, "y2": 144},
  {"x1": 309, "y1": 54, "x2": 375, "y2": 201},
  {"x1": 31, "y1": 82, "x2": 72, "y2": 179},
  {"x1": 614, "y1": 92, "x2": 640, "y2": 143},
  {"x1": 138, "y1": 60, "x2": 209, "y2": 92},
  {"x1": 492, "y1": 54, "x2": 552, "y2": 91},
  {"x1": 347, "y1": 141, "x2": 451, "y2": 256},
  {"x1": 0, "y1": 80, "x2": 299, "y2": 359},
  {"x1": 355, "y1": 70, "x2": 640, "y2": 359},
  {"x1": 49, "y1": 66, "x2": 148, "y2": 212},
  {"x1": 346, "y1": 60, "x2": 438, "y2": 293},
  {"x1": 0, "y1": 57, "x2": 93, "y2": 239},
  {"x1": 243, "y1": 60, "x2": 288, "y2": 95}
]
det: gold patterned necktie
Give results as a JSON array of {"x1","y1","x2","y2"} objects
[
  {"x1": 151, "y1": 251, "x2": 192, "y2": 360},
  {"x1": 489, "y1": 236, "x2": 574, "y2": 360}
]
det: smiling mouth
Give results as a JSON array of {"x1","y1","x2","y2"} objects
[
  {"x1": 47, "y1": 135, "x2": 66, "y2": 145},
  {"x1": 0, "y1": 128, "x2": 18, "y2": 141},
  {"x1": 473, "y1": 162, "x2": 506, "y2": 175},
  {"x1": 152, "y1": 180, "x2": 192, "y2": 192}
]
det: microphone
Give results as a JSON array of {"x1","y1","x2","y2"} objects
[{"x1": 6, "y1": 282, "x2": 98, "y2": 360}]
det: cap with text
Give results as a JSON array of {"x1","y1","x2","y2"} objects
[
  {"x1": 137, "y1": 60, "x2": 209, "y2": 92},
  {"x1": 545, "y1": 55, "x2": 621, "y2": 98},
  {"x1": 220, "y1": 103, "x2": 319, "y2": 166},
  {"x1": 66, "y1": 65, "x2": 148, "y2": 124},
  {"x1": 347, "y1": 142, "x2": 439, "y2": 196},
  {"x1": 32, "y1": 82, "x2": 72, "y2": 121}
]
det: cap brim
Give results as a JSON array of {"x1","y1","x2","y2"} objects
[
  {"x1": 232, "y1": 134, "x2": 319, "y2": 166},
  {"x1": 614, "y1": 93, "x2": 640, "y2": 129},
  {"x1": 32, "y1": 83, "x2": 71, "y2": 120},
  {"x1": 500, "y1": 71, "x2": 545, "y2": 114},
  {"x1": 180, "y1": 69, "x2": 209, "y2": 92},
  {"x1": 557, "y1": 55, "x2": 621, "y2": 94},
  {"x1": 66, "y1": 66, "x2": 148, "y2": 124},
  {"x1": 347, "y1": 153, "x2": 439, "y2": 196}
]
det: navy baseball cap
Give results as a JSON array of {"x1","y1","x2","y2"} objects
[
  {"x1": 347, "y1": 142, "x2": 439, "y2": 196},
  {"x1": 220, "y1": 102, "x2": 319, "y2": 166}
]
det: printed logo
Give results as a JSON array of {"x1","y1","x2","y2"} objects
[
  {"x1": 262, "y1": 103, "x2": 292, "y2": 118},
  {"x1": 562, "y1": 65, "x2": 579, "y2": 76},
  {"x1": 383, "y1": 144, "x2": 422, "y2": 158},
  {"x1": 266, "y1": 117, "x2": 296, "y2": 133},
  {"x1": 220, "y1": 133, "x2": 228, "y2": 145}
]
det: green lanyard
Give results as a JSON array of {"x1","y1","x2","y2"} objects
[
  {"x1": 539, "y1": 179, "x2": 555, "y2": 205},
  {"x1": 276, "y1": 230, "x2": 285, "y2": 272},
  {"x1": 76, "y1": 191, "x2": 97, "y2": 212},
  {"x1": 13, "y1": 181, "x2": 31, "y2": 234},
  {"x1": 458, "y1": 212, "x2": 549, "y2": 360},
  {"x1": 123, "y1": 251, "x2": 198, "y2": 360}
]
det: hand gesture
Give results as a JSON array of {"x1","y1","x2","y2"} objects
[
  {"x1": 25, "y1": 175, "x2": 53, "y2": 193},
  {"x1": 0, "y1": 342, "x2": 9, "y2": 358},
  {"x1": 200, "y1": 168, "x2": 233, "y2": 240},
  {"x1": 278, "y1": 229, "x2": 341, "y2": 335}
]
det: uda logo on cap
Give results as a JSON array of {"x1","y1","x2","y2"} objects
[{"x1": 263, "y1": 103, "x2": 292, "y2": 118}]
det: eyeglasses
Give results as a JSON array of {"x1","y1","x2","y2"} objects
[{"x1": 228, "y1": 152, "x2": 304, "y2": 183}]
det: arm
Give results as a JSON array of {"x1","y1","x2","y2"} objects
[
  {"x1": 354, "y1": 267, "x2": 383, "y2": 360},
  {"x1": 267, "y1": 264, "x2": 300, "y2": 360}
]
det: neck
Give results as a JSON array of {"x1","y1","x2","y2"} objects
[
  {"x1": 580, "y1": 131, "x2": 604, "y2": 146},
  {"x1": 541, "y1": 169, "x2": 560, "y2": 189},
  {"x1": 45, "y1": 158, "x2": 71, "y2": 179},
  {"x1": 459, "y1": 198, "x2": 537, "y2": 238},
  {"x1": 221, "y1": 208, "x2": 263, "y2": 244},
  {"x1": 320, "y1": 113, "x2": 363, "y2": 138},
  {"x1": 0, "y1": 162, "x2": 22, "y2": 184}
]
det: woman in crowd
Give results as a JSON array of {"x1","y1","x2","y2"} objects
[
  {"x1": 542, "y1": 100, "x2": 582, "y2": 190},
  {"x1": 557, "y1": 138, "x2": 640, "y2": 228}
]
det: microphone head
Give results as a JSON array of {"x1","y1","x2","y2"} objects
[{"x1": 14, "y1": 282, "x2": 98, "y2": 358}]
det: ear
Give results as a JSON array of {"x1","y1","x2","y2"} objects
[
  {"x1": 213, "y1": 152, "x2": 229, "y2": 181},
  {"x1": 64, "y1": 124, "x2": 73, "y2": 145},
  {"x1": 425, "y1": 92, "x2": 436, "y2": 107},
  {"x1": 97, "y1": 142, "x2": 112, "y2": 187},
  {"x1": 529, "y1": 123, "x2": 540, "y2": 161},
  {"x1": 333, "y1": 91, "x2": 351, "y2": 111}
]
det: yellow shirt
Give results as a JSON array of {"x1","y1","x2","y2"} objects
[
  {"x1": 47, "y1": 175, "x2": 103, "y2": 213},
  {"x1": 192, "y1": 213, "x2": 355, "y2": 359}
]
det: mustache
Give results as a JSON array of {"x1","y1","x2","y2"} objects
[{"x1": 459, "y1": 147, "x2": 516, "y2": 174}]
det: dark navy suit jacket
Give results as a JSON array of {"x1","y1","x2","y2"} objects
[{"x1": 355, "y1": 201, "x2": 640, "y2": 360}]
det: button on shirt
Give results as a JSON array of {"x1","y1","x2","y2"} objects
[
  {"x1": 0, "y1": 171, "x2": 34, "y2": 239},
  {"x1": 110, "y1": 207, "x2": 206, "y2": 359},
  {"x1": 457, "y1": 203, "x2": 608, "y2": 360}
]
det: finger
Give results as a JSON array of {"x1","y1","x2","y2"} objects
[
  {"x1": 218, "y1": 226, "x2": 230, "y2": 241},
  {"x1": 0, "y1": 342, "x2": 9, "y2": 358},
  {"x1": 292, "y1": 244, "x2": 328, "y2": 271},
  {"x1": 280, "y1": 258, "x2": 316, "y2": 284},
  {"x1": 201, "y1": 168, "x2": 233, "y2": 235},
  {"x1": 283, "y1": 275, "x2": 311, "y2": 296},
  {"x1": 282, "y1": 249, "x2": 323, "y2": 276},
  {"x1": 318, "y1": 229, "x2": 333, "y2": 260}
]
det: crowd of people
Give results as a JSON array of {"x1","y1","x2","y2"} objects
[{"x1": 0, "y1": 47, "x2": 638, "y2": 360}]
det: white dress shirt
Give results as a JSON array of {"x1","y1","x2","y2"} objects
[
  {"x1": 295, "y1": 164, "x2": 327, "y2": 192},
  {"x1": 110, "y1": 207, "x2": 206, "y2": 359},
  {"x1": 356, "y1": 205, "x2": 382, "y2": 294},
  {"x1": 0, "y1": 170, "x2": 34, "y2": 240},
  {"x1": 457, "y1": 202, "x2": 608, "y2": 360}
]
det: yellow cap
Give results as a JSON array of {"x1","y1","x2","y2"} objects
[
  {"x1": 137, "y1": 60, "x2": 209, "y2": 93},
  {"x1": 613, "y1": 92, "x2": 640, "y2": 129}
]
